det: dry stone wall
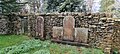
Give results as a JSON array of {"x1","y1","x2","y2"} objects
[
  {"x1": 0, "y1": 14, "x2": 24, "y2": 35},
  {"x1": 112, "y1": 21, "x2": 120, "y2": 53},
  {"x1": 7, "y1": 15, "x2": 22, "y2": 35},
  {"x1": 28, "y1": 13, "x2": 114, "y2": 46},
  {"x1": 0, "y1": 16, "x2": 8, "y2": 34},
  {"x1": 0, "y1": 13, "x2": 119, "y2": 54},
  {"x1": 38, "y1": 13, "x2": 114, "y2": 54},
  {"x1": 27, "y1": 13, "x2": 120, "y2": 54}
]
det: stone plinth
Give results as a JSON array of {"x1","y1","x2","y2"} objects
[
  {"x1": 53, "y1": 27, "x2": 63, "y2": 39},
  {"x1": 75, "y1": 28, "x2": 88, "y2": 43}
]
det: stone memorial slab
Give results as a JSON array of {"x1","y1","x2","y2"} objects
[
  {"x1": 63, "y1": 16, "x2": 75, "y2": 41},
  {"x1": 53, "y1": 27, "x2": 63, "y2": 39},
  {"x1": 75, "y1": 28, "x2": 88, "y2": 43},
  {"x1": 36, "y1": 16, "x2": 44, "y2": 38}
]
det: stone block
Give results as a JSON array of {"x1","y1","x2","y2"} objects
[
  {"x1": 53, "y1": 27, "x2": 63, "y2": 39},
  {"x1": 75, "y1": 28, "x2": 88, "y2": 43}
]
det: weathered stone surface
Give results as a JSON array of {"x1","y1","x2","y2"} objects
[
  {"x1": 52, "y1": 27, "x2": 63, "y2": 39},
  {"x1": 75, "y1": 28, "x2": 88, "y2": 43},
  {"x1": 36, "y1": 16, "x2": 44, "y2": 38},
  {"x1": 0, "y1": 19, "x2": 8, "y2": 34},
  {"x1": 104, "y1": 48, "x2": 111, "y2": 54},
  {"x1": 1, "y1": 13, "x2": 118, "y2": 54},
  {"x1": 63, "y1": 16, "x2": 75, "y2": 41}
]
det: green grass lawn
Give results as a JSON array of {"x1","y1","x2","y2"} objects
[
  {"x1": 0, "y1": 35, "x2": 29, "y2": 48},
  {"x1": 0, "y1": 35, "x2": 104, "y2": 54}
]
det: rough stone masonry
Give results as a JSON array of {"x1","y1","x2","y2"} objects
[
  {"x1": 0, "y1": 12, "x2": 120, "y2": 54},
  {"x1": 26, "y1": 12, "x2": 117, "y2": 54}
]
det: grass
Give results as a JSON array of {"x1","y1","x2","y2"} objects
[
  {"x1": 80, "y1": 47, "x2": 104, "y2": 54},
  {"x1": 0, "y1": 35, "x2": 104, "y2": 54},
  {"x1": 0, "y1": 35, "x2": 29, "y2": 48}
]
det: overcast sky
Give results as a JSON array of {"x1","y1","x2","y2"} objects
[{"x1": 92, "y1": 0, "x2": 101, "y2": 12}]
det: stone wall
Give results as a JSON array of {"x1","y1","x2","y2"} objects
[
  {"x1": 0, "y1": 13, "x2": 119, "y2": 54},
  {"x1": 0, "y1": 16, "x2": 8, "y2": 34},
  {"x1": 28, "y1": 12, "x2": 114, "y2": 46},
  {"x1": 112, "y1": 21, "x2": 120, "y2": 53},
  {"x1": 0, "y1": 14, "x2": 23, "y2": 35}
]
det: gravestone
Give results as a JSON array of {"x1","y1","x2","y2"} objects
[
  {"x1": 36, "y1": 16, "x2": 44, "y2": 39},
  {"x1": 53, "y1": 27, "x2": 63, "y2": 39},
  {"x1": 75, "y1": 28, "x2": 88, "y2": 43},
  {"x1": 63, "y1": 16, "x2": 75, "y2": 41}
]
